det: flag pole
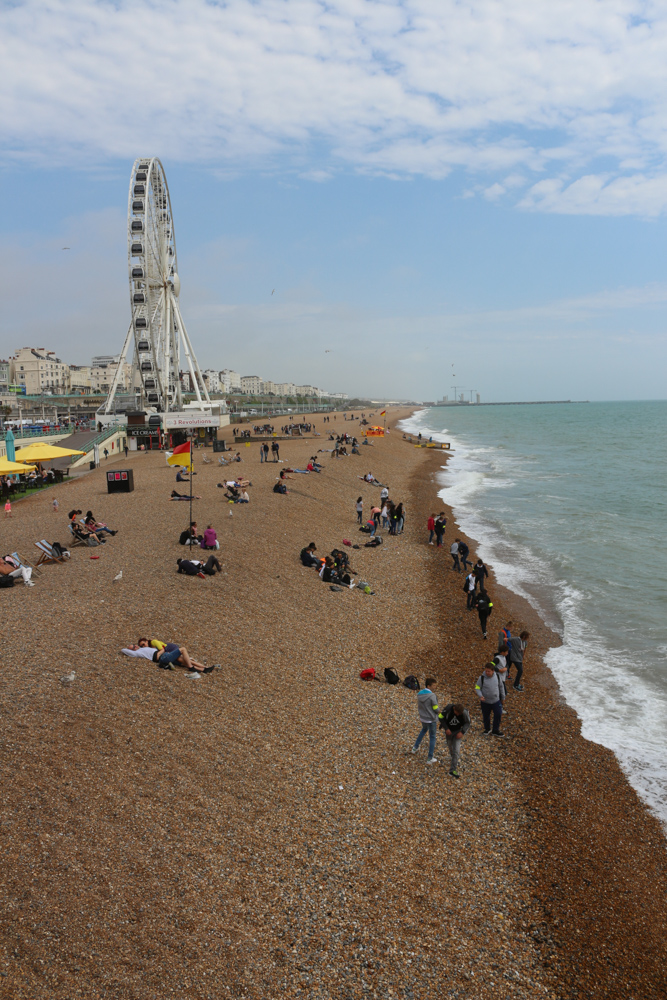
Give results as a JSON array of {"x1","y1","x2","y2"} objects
[{"x1": 188, "y1": 432, "x2": 194, "y2": 534}]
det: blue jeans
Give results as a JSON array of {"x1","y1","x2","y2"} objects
[
  {"x1": 158, "y1": 646, "x2": 181, "y2": 668},
  {"x1": 414, "y1": 720, "x2": 437, "y2": 758}
]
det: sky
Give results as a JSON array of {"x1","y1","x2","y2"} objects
[{"x1": 1, "y1": 0, "x2": 666, "y2": 402}]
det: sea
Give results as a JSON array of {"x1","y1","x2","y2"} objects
[{"x1": 399, "y1": 402, "x2": 667, "y2": 826}]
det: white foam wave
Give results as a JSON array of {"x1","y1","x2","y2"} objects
[{"x1": 409, "y1": 407, "x2": 667, "y2": 828}]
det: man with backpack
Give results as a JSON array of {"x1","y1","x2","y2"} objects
[
  {"x1": 439, "y1": 703, "x2": 471, "y2": 778},
  {"x1": 409, "y1": 677, "x2": 441, "y2": 764},
  {"x1": 475, "y1": 664, "x2": 505, "y2": 736},
  {"x1": 474, "y1": 589, "x2": 494, "y2": 639},
  {"x1": 463, "y1": 570, "x2": 476, "y2": 609}
]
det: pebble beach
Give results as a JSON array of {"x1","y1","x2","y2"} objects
[{"x1": 1, "y1": 408, "x2": 666, "y2": 999}]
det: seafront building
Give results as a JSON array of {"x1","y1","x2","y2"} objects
[{"x1": 2, "y1": 346, "x2": 348, "y2": 404}]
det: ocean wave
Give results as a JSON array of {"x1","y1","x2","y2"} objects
[{"x1": 406, "y1": 407, "x2": 667, "y2": 829}]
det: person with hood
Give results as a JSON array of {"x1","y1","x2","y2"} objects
[
  {"x1": 458, "y1": 540, "x2": 471, "y2": 570},
  {"x1": 473, "y1": 559, "x2": 489, "y2": 590},
  {"x1": 438, "y1": 703, "x2": 471, "y2": 777},
  {"x1": 409, "y1": 677, "x2": 441, "y2": 764},
  {"x1": 474, "y1": 589, "x2": 494, "y2": 639},
  {"x1": 475, "y1": 664, "x2": 505, "y2": 736},
  {"x1": 434, "y1": 514, "x2": 446, "y2": 547}
]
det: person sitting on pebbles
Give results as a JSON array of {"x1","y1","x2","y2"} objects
[{"x1": 121, "y1": 638, "x2": 217, "y2": 677}]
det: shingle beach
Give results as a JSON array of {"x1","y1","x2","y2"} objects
[{"x1": 1, "y1": 409, "x2": 666, "y2": 999}]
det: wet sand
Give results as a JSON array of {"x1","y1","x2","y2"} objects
[{"x1": 0, "y1": 409, "x2": 665, "y2": 999}]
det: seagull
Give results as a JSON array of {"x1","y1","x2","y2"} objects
[
  {"x1": 113, "y1": 570, "x2": 123, "y2": 583},
  {"x1": 60, "y1": 671, "x2": 76, "y2": 684},
  {"x1": 325, "y1": 350, "x2": 332, "y2": 353},
  {"x1": 62, "y1": 247, "x2": 70, "y2": 250},
  {"x1": 271, "y1": 288, "x2": 275, "y2": 295}
]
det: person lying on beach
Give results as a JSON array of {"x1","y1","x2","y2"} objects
[
  {"x1": 279, "y1": 470, "x2": 294, "y2": 481},
  {"x1": 300, "y1": 543, "x2": 319, "y2": 567},
  {"x1": 171, "y1": 490, "x2": 201, "y2": 500},
  {"x1": 85, "y1": 511, "x2": 117, "y2": 536},
  {"x1": 307, "y1": 459, "x2": 323, "y2": 472},
  {"x1": 177, "y1": 556, "x2": 222, "y2": 576},
  {"x1": 122, "y1": 639, "x2": 217, "y2": 676}
]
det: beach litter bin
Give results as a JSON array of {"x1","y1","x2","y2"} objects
[{"x1": 107, "y1": 469, "x2": 134, "y2": 494}]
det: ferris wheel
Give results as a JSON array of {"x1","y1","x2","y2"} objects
[{"x1": 100, "y1": 157, "x2": 210, "y2": 415}]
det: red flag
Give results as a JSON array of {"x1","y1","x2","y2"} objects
[{"x1": 172, "y1": 441, "x2": 191, "y2": 456}]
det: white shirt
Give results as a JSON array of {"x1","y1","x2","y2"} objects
[
  {"x1": 122, "y1": 647, "x2": 155, "y2": 660},
  {"x1": 380, "y1": 488, "x2": 389, "y2": 499}
]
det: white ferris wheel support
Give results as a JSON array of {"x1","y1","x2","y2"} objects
[{"x1": 101, "y1": 157, "x2": 210, "y2": 416}]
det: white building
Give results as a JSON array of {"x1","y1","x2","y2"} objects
[
  {"x1": 240, "y1": 375, "x2": 263, "y2": 395},
  {"x1": 260, "y1": 380, "x2": 277, "y2": 395},
  {"x1": 203, "y1": 370, "x2": 220, "y2": 392},
  {"x1": 274, "y1": 382, "x2": 296, "y2": 396},
  {"x1": 9, "y1": 348, "x2": 71, "y2": 395},
  {"x1": 294, "y1": 385, "x2": 318, "y2": 397},
  {"x1": 220, "y1": 369, "x2": 241, "y2": 392}
]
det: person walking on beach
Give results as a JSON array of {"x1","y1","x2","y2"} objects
[
  {"x1": 508, "y1": 632, "x2": 530, "y2": 691},
  {"x1": 434, "y1": 514, "x2": 446, "y2": 547},
  {"x1": 474, "y1": 589, "x2": 494, "y2": 639},
  {"x1": 439, "y1": 702, "x2": 471, "y2": 777},
  {"x1": 473, "y1": 559, "x2": 489, "y2": 591},
  {"x1": 498, "y1": 622, "x2": 513, "y2": 653},
  {"x1": 475, "y1": 664, "x2": 505, "y2": 736},
  {"x1": 409, "y1": 678, "x2": 441, "y2": 764},
  {"x1": 271, "y1": 441, "x2": 279, "y2": 462},
  {"x1": 464, "y1": 570, "x2": 476, "y2": 609},
  {"x1": 381, "y1": 502, "x2": 390, "y2": 529},
  {"x1": 450, "y1": 539, "x2": 461, "y2": 572},
  {"x1": 427, "y1": 514, "x2": 436, "y2": 545},
  {"x1": 356, "y1": 497, "x2": 363, "y2": 524},
  {"x1": 458, "y1": 540, "x2": 471, "y2": 570}
]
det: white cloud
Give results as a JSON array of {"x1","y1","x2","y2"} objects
[{"x1": 1, "y1": 1, "x2": 667, "y2": 214}]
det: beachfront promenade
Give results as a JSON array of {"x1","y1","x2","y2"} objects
[{"x1": 1, "y1": 410, "x2": 666, "y2": 999}]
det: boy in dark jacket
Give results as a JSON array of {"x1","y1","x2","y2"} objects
[
  {"x1": 474, "y1": 589, "x2": 494, "y2": 638},
  {"x1": 439, "y1": 703, "x2": 471, "y2": 777}
]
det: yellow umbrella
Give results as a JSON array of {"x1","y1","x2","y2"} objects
[
  {"x1": 14, "y1": 443, "x2": 85, "y2": 462},
  {"x1": 0, "y1": 457, "x2": 37, "y2": 474}
]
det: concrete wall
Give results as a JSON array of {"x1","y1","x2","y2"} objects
[{"x1": 69, "y1": 430, "x2": 128, "y2": 469}]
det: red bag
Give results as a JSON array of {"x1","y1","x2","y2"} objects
[
  {"x1": 359, "y1": 668, "x2": 376, "y2": 681},
  {"x1": 342, "y1": 538, "x2": 352, "y2": 546}
]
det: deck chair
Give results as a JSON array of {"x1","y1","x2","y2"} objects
[
  {"x1": 12, "y1": 550, "x2": 42, "y2": 577},
  {"x1": 218, "y1": 456, "x2": 229, "y2": 466},
  {"x1": 202, "y1": 453, "x2": 212, "y2": 464},
  {"x1": 33, "y1": 541, "x2": 68, "y2": 568},
  {"x1": 68, "y1": 523, "x2": 88, "y2": 548}
]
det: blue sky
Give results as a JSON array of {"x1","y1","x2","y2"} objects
[{"x1": 1, "y1": 0, "x2": 666, "y2": 401}]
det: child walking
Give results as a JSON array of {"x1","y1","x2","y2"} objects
[
  {"x1": 409, "y1": 677, "x2": 441, "y2": 764},
  {"x1": 4, "y1": 500, "x2": 11, "y2": 518}
]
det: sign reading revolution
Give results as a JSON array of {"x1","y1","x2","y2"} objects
[{"x1": 163, "y1": 413, "x2": 221, "y2": 429}]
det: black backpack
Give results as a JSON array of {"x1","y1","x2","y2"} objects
[
  {"x1": 384, "y1": 667, "x2": 400, "y2": 685},
  {"x1": 403, "y1": 674, "x2": 420, "y2": 691},
  {"x1": 0, "y1": 575, "x2": 15, "y2": 589}
]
